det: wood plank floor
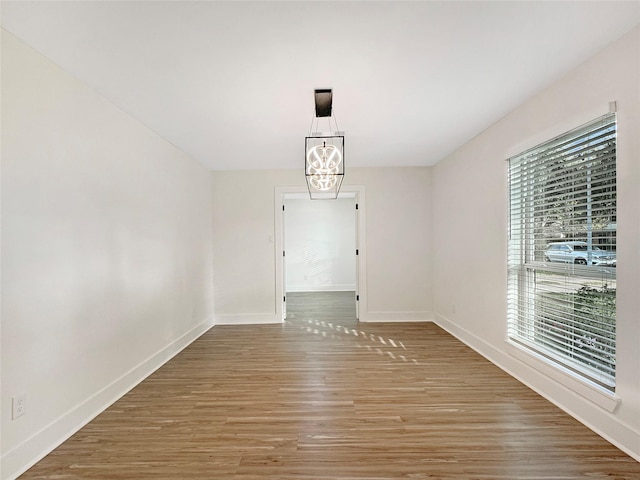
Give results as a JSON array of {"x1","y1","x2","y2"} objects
[{"x1": 19, "y1": 291, "x2": 640, "y2": 479}]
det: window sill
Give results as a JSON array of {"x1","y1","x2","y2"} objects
[{"x1": 505, "y1": 339, "x2": 621, "y2": 413}]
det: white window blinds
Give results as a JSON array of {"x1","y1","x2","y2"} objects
[{"x1": 507, "y1": 113, "x2": 617, "y2": 390}]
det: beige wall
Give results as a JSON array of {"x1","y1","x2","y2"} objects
[
  {"x1": 432, "y1": 27, "x2": 640, "y2": 460},
  {"x1": 211, "y1": 167, "x2": 432, "y2": 323},
  {"x1": 1, "y1": 30, "x2": 215, "y2": 478}
]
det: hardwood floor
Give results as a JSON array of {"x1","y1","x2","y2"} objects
[{"x1": 19, "y1": 291, "x2": 640, "y2": 479}]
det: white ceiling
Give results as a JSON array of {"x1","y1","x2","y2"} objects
[{"x1": 2, "y1": 1, "x2": 639, "y2": 171}]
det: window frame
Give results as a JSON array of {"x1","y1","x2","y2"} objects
[{"x1": 507, "y1": 113, "x2": 617, "y2": 393}]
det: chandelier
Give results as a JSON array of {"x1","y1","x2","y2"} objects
[{"x1": 305, "y1": 89, "x2": 344, "y2": 199}]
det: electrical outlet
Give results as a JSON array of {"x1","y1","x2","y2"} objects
[{"x1": 12, "y1": 394, "x2": 26, "y2": 420}]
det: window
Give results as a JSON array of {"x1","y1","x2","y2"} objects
[{"x1": 507, "y1": 114, "x2": 617, "y2": 390}]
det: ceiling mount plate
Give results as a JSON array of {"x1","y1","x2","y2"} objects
[{"x1": 314, "y1": 89, "x2": 332, "y2": 117}]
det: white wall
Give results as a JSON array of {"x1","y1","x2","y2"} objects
[
  {"x1": 0, "y1": 30, "x2": 215, "y2": 479},
  {"x1": 211, "y1": 167, "x2": 432, "y2": 324},
  {"x1": 284, "y1": 198, "x2": 356, "y2": 292},
  {"x1": 431, "y1": 27, "x2": 640, "y2": 460}
]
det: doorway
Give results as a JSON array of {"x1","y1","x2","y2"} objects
[{"x1": 274, "y1": 186, "x2": 365, "y2": 322}]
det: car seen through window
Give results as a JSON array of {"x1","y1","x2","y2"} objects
[{"x1": 544, "y1": 241, "x2": 616, "y2": 266}]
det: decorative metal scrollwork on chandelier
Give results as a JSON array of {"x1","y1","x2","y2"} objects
[{"x1": 305, "y1": 89, "x2": 344, "y2": 199}]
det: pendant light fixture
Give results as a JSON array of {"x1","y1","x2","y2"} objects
[{"x1": 305, "y1": 88, "x2": 344, "y2": 199}]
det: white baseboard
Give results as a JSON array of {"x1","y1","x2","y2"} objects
[
  {"x1": 1, "y1": 315, "x2": 215, "y2": 480},
  {"x1": 286, "y1": 285, "x2": 356, "y2": 292},
  {"x1": 433, "y1": 311, "x2": 640, "y2": 463},
  {"x1": 214, "y1": 313, "x2": 282, "y2": 325},
  {"x1": 360, "y1": 310, "x2": 433, "y2": 322}
]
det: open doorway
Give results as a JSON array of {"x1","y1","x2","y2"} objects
[
  {"x1": 275, "y1": 186, "x2": 364, "y2": 322},
  {"x1": 284, "y1": 195, "x2": 355, "y2": 292}
]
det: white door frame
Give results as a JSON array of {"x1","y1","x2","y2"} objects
[{"x1": 274, "y1": 185, "x2": 366, "y2": 321}]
